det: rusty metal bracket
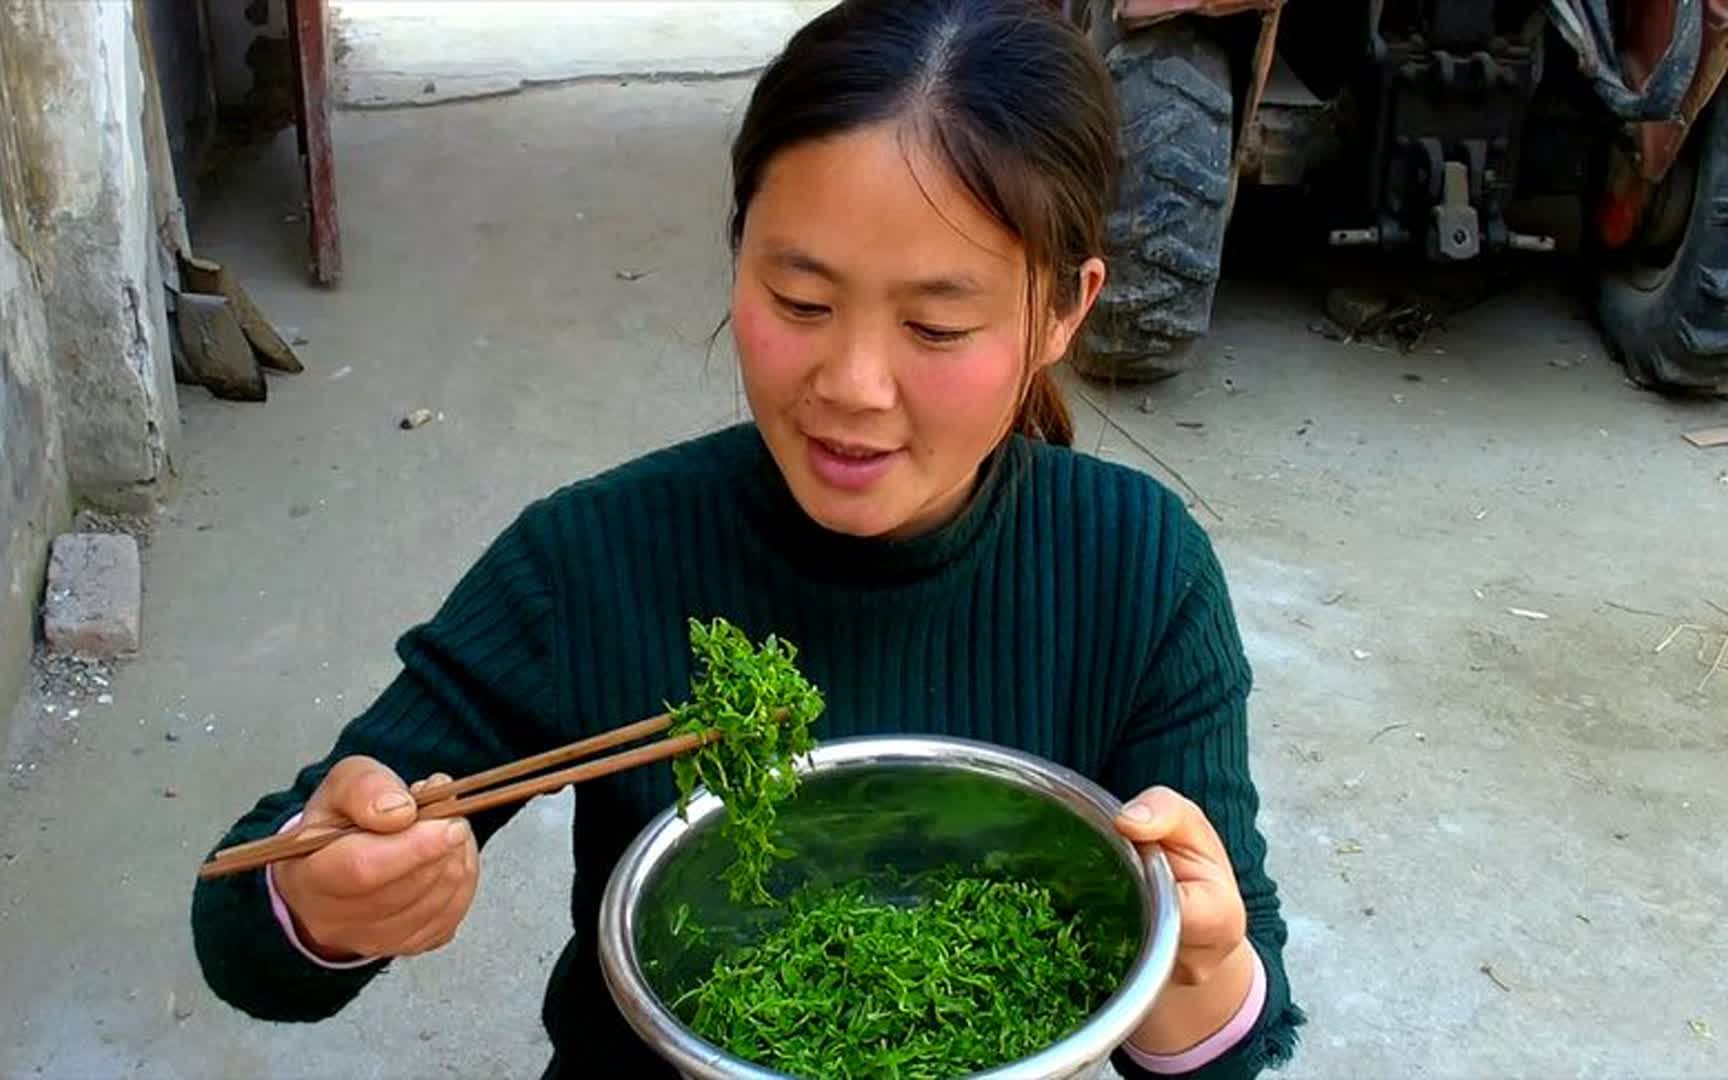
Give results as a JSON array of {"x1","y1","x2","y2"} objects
[{"x1": 1229, "y1": 0, "x2": 1284, "y2": 209}]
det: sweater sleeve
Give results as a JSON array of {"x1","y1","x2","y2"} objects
[
  {"x1": 189, "y1": 503, "x2": 570, "y2": 1022},
  {"x1": 1102, "y1": 511, "x2": 1305, "y2": 1080}
]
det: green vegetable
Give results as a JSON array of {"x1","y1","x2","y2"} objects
[
  {"x1": 664, "y1": 619, "x2": 1129, "y2": 1074},
  {"x1": 668, "y1": 617, "x2": 823, "y2": 905},
  {"x1": 673, "y1": 868, "x2": 1135, "y2": 1077}
]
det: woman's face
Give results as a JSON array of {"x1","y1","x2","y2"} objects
[{"x1": 732, "y1": 124, "x2": 1104, "y2": 539}]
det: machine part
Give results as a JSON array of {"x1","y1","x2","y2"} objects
[
  {"x1": 1329, "y1": 227, "x2": 1382, "y2": 246},
  {"x1": 1432, "y1": 161, "x2": 1482, "y2": 258},
  {"x1": 1596, "y1": 7, "x2": 1726, "y2": 252},
  {"x1": 1544, "y1": 0, "x2": 1702, "y2": 121},
  {"x1": 1348, "y1": 4, "x2": 1543, "y2": 261},
  {"x1": 1507, "y1": 231, "x2": 1558, "y2": 251},
  {"x1": 1598, "y1": 87, "x2": 1728, "y2": 393},
  {"x1": 1077, "y1": 23, "x2": 1233, "y2": 379},
  {"x1": 1634, "y1": 6, "x2": 1728, "y2": 183},
  {"x1": 1229, "y1": 2, "x2": 1285, "y2": 207},
  {"x1": 1250, "y1": 54, "x2": 1339, "y2": 187}
]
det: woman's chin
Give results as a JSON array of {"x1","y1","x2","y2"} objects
[{"x1": 788, "y1": 485, "x2": 905, "y2": 539}]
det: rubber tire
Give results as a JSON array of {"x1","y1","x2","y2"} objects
[
  {"x1": 1076, "y1": 24, "x2": 1233, "y2": 383},
  {"x1": 1597, "y1": 89, "x2": 1728, "y2": 395}
]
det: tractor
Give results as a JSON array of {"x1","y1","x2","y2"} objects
[{"x1": 1065, "y1": 0, "x2": 1728, "y2": 394}]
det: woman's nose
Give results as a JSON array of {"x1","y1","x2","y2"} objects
[{"x1": 811, "y1": 324, "x2": 897, "y2": 412}]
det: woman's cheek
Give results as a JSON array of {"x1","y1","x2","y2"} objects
[
  {"x1": 901, "y1": 335, "x2": 1024, "y2": 432},
  {"x1": 733, "y1": 294, "x2": 806, "y2": 397}
]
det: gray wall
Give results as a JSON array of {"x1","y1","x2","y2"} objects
[
  {"x1": 0, "y1": 11, "x2": 72, "y2": 747},
  {"x1": 0, "y1": 0, "x2": 185, "y2": 741}
]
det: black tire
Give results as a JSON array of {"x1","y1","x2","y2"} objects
[
  {"x1": 1076, "y1": 24, "x2": 1233, "y2": 383},
  {"x1": 1597, "y1": 89, "x2": 1728, "y2": 394}
]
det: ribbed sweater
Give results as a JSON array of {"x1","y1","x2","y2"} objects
[{"x1": 190, "y1": 423, "x2": 1303, "y2": 1079}]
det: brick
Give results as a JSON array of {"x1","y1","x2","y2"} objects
[{"x1": 43, "y1": 533, "x2": 141, "y2": 657}]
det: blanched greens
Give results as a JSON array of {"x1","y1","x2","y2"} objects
[
  {"x1": 665, "y1": 618, "x2": 1129, "y2": 1075},
  {"x1": 675, "y1": 868, "x2": 1134, "y2": 1078},
  {"x1": 668, "y1": 617, "x2": 823, "y2": 905}
]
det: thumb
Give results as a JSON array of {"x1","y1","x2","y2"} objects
[
  {"x1": 1113, "y1": 787, "x2": 1187, "y2": 845},
  {"x1": 309, "y1": 756, "x2": 418, "y2": 834}
]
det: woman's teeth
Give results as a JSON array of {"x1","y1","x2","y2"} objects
[{"x1": 823, "y1": 441, "x2": 885, "y2": 459}]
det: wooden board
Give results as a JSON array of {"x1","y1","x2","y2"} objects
[
  {"x1": 1683, "y1": 426, "x2": 1728, "y2": 449},
  {"x1": 180, "y1": 255, "x2": 303, "y2": 372},
  {"x1": 288, "y1": 0, "x2": 341, "y2": 286},
  {"x1": 177, "y1": 293, "x2": 266, "y2": 402}
]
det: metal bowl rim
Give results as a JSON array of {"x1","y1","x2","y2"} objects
[{"x1": 597, "y1": 734, "x2": 1181, "y2": 1079}]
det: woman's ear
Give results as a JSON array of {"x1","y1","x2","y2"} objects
[{"x1": 1038, "y1": 257, "x2": 1108, "y2": 370}]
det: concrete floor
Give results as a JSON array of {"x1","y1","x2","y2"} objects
[
  {"x1": 334, "y1": 0, "x2": 828, "y2": 108},
  {"x1": 3, "y1": 68, "x2": 1727, "y2": 1080}
]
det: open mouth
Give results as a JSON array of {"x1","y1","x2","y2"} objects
[
  {"x1": 816, "y1": 438, "x2": 891, "y2": 460},
  {"x1": 805, "y1": 435, "x2": 900, "y2": 491}
]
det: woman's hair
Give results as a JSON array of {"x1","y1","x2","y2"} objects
[{"x1": 727, "y1": 0, "x2": 1120, "y2": 447}]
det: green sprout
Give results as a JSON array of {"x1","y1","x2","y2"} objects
[
  {"x1": 668, "y1": 617, "x2": 823, "y2": 905},
  {"x1": 673, "y1": 868, "x2": 1135, "y2": 1077}
]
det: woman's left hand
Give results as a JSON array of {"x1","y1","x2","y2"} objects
[{"x1": 1113, "y1": 786, "x2": 1248, "y2": 987}]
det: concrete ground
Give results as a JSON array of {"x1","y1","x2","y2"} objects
[
  {"x1": 4, "y1": 40, "x2": 1728, "y2": 1080},
  {"x1": 334, "y1": 1, "x2": 828, "y2": 108}
]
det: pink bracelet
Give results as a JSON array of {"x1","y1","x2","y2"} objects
[
  {"x1": 1121, "y1": 947, "x2": 1267, "y2": 1074},
  {"x1": 265, "y1": 811, "x2": 376, "y2": 970}
]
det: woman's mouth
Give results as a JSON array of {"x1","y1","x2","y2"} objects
[{"x1": 805, "y1": 435, "x2": 900, "y2": 492}]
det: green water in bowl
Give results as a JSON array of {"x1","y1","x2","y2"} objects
[{"x1": 633, "y1": 763, "x2": 1143, "y2": 1013}]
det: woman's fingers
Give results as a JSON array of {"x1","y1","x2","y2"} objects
[
  {"x1": 1114, "y1": 785, "x2": 1247, "y2": 972},
  {"x1": 320, "y1": 832, "x2": 478, "y2": 956},
  {"x1": 307, "y1": 818, "x2": 470, "y2": 900},
  {"x1": 307, "y1": 756, "x2": 418, "y2": 834},
  {"x1": 409, "y1": 773, "x2": 455, "y2": 798},
  {"x1": 395, "y1": 841, "x2": 480, "y2": 955},
  {"x1": 1114, "y1": 787, "x2": 1223, "y2": 854}
]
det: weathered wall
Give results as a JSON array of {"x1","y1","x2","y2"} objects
[
  {"x1": 0, "y1": 0, "x2": 189, "y2": 740},
  {"x1": 0, "y1": 16, "x2": 72, "y2": 748},
  {"x1": 3, "y1": 0, "x2": 180, "y2": 512}
]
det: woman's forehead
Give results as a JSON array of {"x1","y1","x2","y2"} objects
[{"x1": 746, "y1": 124, "x2": 1024, "y2": 287}]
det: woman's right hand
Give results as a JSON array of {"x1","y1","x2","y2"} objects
[{"x1": 271, "y1": 756, "x2": 479, "y2": 963}]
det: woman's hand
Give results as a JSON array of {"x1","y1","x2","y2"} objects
[
  {"x1": 272, "y1": 756, "x2": 479, "y2": 963},
  {"x1": 1113, "y1": 785, "x2": 1247, "y2": 985},
  {"x1": 1113, "y1": 786, "x2": 1257, "y2": 1054}
]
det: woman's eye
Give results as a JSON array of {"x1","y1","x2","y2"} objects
[
  {"x1": 773, "y1": 294, "x2": 830, "y2": 320},
  {"x1": 908, "y1": 322, "x2": 974, "y2": 345}
]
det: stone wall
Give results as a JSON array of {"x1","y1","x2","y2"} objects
[
  {"x1": 0, "y1": 0, "x2": 185, "y2": 743},
  {"x1": 4, "y1": 1, "x2": 181, "y2": 512},
  {"x1": 0, "y1": 15, "x2": 72, "y2": 747}
]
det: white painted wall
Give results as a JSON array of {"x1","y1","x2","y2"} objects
[{"x1": 13, "y1": 0, "x2": 179, "y2": 507}]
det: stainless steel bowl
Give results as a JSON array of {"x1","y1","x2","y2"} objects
[{"x1": 598, "y1": 736, "x2": 1181, "y2": 1079}]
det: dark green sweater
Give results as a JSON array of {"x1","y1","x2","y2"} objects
[{"x1": 191, "y1": 424, "x2": 1302, "y2": 1079}]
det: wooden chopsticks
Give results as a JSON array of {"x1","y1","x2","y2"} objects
[{"x1": 197, "y1": 713, "x2": 714, "y2": 881}]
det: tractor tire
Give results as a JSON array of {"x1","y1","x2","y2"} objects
[
  {"x1": 1597, "y1": 89, "x2": 1728, "y2": 394},
  {"x1": 1076, "y1": 24, "x2": 1233, "y2": 383}
]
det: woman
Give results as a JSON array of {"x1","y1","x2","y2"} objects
[{"x1": 191, "y1": 1, "x2": 1303, "y2": 1076}]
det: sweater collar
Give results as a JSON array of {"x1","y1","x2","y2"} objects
[{"x1": 729, "y1": 424, "x2": 1024, "y2": 586}]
